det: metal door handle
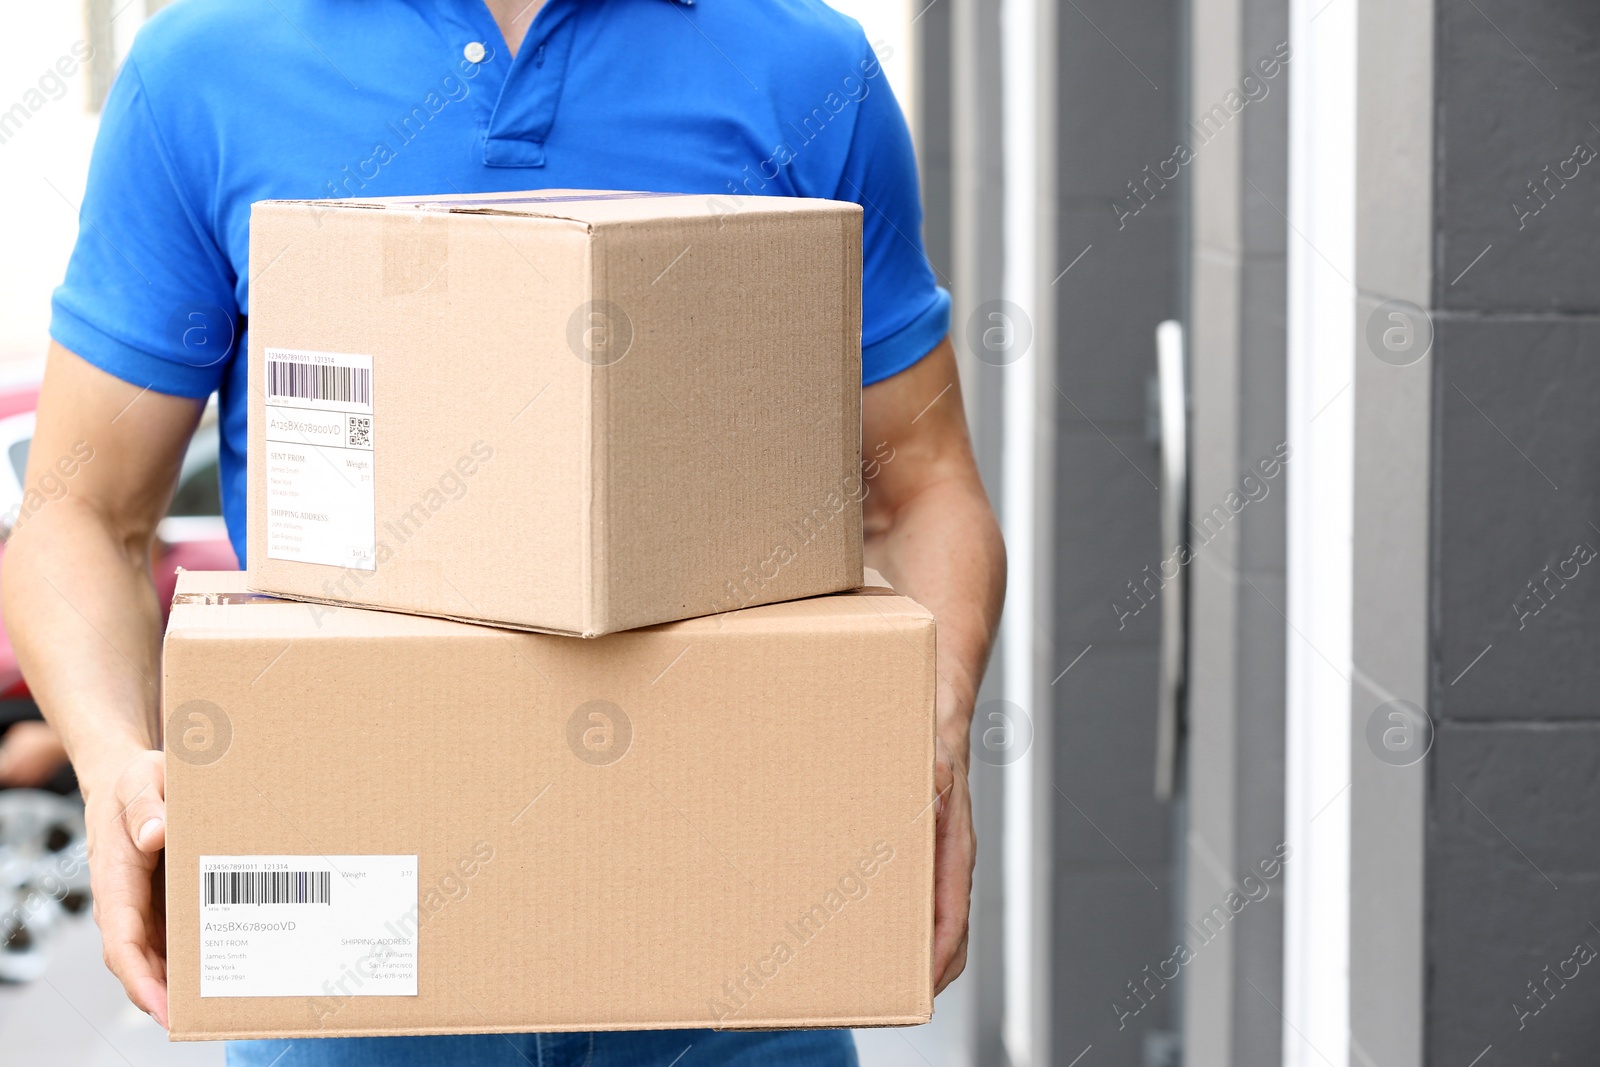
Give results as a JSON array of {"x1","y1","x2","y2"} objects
[{"x1": 1154, "y1": 319, "x2": 1187, "y2": 800}]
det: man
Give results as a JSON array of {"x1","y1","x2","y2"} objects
[{"x1": 1, "y1": 0, "x2": 1005, "y2": 1063}]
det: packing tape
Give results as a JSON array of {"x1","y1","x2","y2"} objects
[{"x1": 170, "y1": 592, "x2": 281, "y2": 606}]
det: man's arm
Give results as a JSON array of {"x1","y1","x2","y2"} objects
[
  {"x1": 861, "y1": 336, "x2": 1005, "y2": 994},
  {"x1": 1, "y1": 342, "x2": 205, "y2": 1026}
]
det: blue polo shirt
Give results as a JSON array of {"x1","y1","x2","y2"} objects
[{"x1": 52, "y1": 0, "x2": 949, "y2": 568}]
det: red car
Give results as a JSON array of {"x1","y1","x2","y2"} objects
[{"x1": 0, "y1": 380, "x2": 238, "y2": 790}]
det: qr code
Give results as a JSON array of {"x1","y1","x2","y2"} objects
[{"x1": 347, "y1": 416, "x2": 371, "y2": 448}]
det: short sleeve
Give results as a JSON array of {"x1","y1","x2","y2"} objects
[
  {"x1": 50, "y1": 58, "x2": 238, "y2": 399},
  {"x1": 834, "y1": 46, "x2": 951, "y2": 386}
]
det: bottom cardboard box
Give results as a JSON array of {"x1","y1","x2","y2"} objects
[{"x1": 162, "y1": 570, "x2": 935, "y2": 1040}]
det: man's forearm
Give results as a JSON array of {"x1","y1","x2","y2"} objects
[
  {"x1": 2, "y1": 499, "x2": 164, "y2": 792},
  {"x1": 2, "y1": 346, "x2": 202, "y2": 795},
  {"x1": 859, "y1": 338, "x2": 1005, "y2": 769},
  {"x1": 865, "y1": 475, "x2": 1005, "y2": 766}
]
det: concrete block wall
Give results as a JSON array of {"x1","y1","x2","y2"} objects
[{"x1": 1425, "y1": 2, "x2": 1600, "y2": 1061}]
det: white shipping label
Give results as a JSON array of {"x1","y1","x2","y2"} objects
[
  {"x1": 264, "y1": 348, "x2": 376, "y2": 570},
  {"x1": 199, "y1": 855, "x2": 418, "y2": 998}
]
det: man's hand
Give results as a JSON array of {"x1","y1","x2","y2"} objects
[
  {"x1": 932, "y1": 732, "x2": 975, "y2": 992},
  {"x1": 86, "y1": 749, "x2": 169, "y2": 1025},
  {"x1": 862, "y1": 337, "x2": 1005, "y2": 996},
  {"x1": 1, "y1": 343, "x2": 203, "y2": 1027}
]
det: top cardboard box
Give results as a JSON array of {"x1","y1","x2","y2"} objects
[{"x1": 247, "y1": 190, "x2": 865, "y2": 636}]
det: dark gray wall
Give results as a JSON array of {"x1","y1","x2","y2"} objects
[
  {"x1": 1180, "y1": 0, "x2": 1289, "y2": 1062},
  {"x1": 1048, "y1": 2, "x2": 1184, "y2": 1064},
  {"x1": 1426, "y1": 2, "x2": 1600, "y2": 1064}
]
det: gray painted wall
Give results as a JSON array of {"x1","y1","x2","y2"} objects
[
  {"x1": 1183, "y1": 0, "x2": 1289, "y2": 1062},
  {"x1": 1047, "y1": 2, "x2": 1184, "y2": 1064},
  {"x1": 1426, "y1": 2, "x2": 1600, "y2": 1063},
  {"x1": 1349, "y1": 1, "x2": 1433, "y2": 1065}
]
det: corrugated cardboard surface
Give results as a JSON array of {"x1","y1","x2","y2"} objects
[
  {"x1": 164, "y1": 571, "x2": 934, "y2": 1040},
  {"x1": 247, "y1": 190, "x2": 864, "y2": 636}
]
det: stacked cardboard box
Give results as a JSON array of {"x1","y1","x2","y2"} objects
[{"x1": 163, "y1": 191, "x2": 937, "y2": 1040}]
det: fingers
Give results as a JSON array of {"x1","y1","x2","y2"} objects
[
  {"x1": 935, "y1": 932, "x2": 969, "y2": 994},
  {"x1": 94, "y1": 822, "x2": 170, "y2": 1026},
  {"x1": 132, "y1": 975, "x2": 170, "y2": 1028},
  {"x1": 114, "y1": 750, "x2": 167, "y2": 853},
  {"x1": 930, "y1": 756, "x2": 975, "y2": 992},
  {"x1": 930, "y1": 880, "x2": 971, "y2": 989},
  {"x1": 91, "y1": 751, "x2": 170, "y2": 1026}
]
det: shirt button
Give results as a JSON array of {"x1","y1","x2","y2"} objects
[
  {"x1": 535, "y1": 45, "x2": 546, "y2": 67},
  {"x1": 463, "y1": 41, "x2": 487, "y2": 63}
]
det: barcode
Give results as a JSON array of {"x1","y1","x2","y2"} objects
[
  {"x1": 205, "y1": 870, "x2": 331, "y2": 905},
  {"x1": 267, "y1": 360, "x2": 371, "y2": 406}
]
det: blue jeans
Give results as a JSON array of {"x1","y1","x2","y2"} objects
[{"x1": 227, "y1": 1029, "x2": 859, "y2": 1066}]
